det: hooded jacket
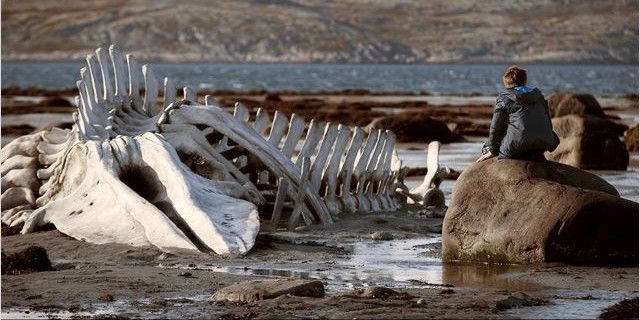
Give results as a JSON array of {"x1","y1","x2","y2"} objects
[{"x1": 487, "y1": 86, "x2": 559, "y2": 158}]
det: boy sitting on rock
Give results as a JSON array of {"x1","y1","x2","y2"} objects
[{"x1": 477, "y1": 66, "x2": 559, "y2": 162}]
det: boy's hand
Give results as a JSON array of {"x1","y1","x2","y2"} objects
[{"x1": 476, "y1": 152, "x2": 495, "y2": 162}]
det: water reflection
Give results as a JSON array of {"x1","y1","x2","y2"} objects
[
  {"x1": 398, "y1": 141, "x2": 639, "y2": 203},
  {"x1": 442, "y1": 263, "x2": 538, "y2": 290},
  {"x1": 165, "y1": 237, "x2": 540, "y2": 292}
]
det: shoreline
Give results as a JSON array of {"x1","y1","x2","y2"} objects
[
  {"x1": 2, "y1": 212, "x2": 637, "y2": 319},
  {"x1": 1, "y1": 88, "x2": 638, "y2": 318},
  {"x1": 2, "y1": 86, "x2": 639, "y2": 99}
]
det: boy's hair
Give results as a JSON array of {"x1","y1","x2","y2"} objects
[{"x1": 502, "y1": 65, "x2": 527, "y2": 88}]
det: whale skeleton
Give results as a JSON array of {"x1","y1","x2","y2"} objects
[{"x1": 1, "y1": 45, "x2": 445, "y2": 255}]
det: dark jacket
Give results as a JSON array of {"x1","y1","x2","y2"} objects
[{"x1": 487, "y1": 87, "x2": 559, "y2": 158}]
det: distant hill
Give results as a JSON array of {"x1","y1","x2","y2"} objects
[{"x1": 1, "y1": 0, "x2": 637, "y2": 64}]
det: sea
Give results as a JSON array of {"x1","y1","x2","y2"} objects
[{"x1": 2, "y1": 62, "x2": 638, "y2": 95}]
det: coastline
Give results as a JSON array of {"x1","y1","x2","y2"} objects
[{"x1": 1, "y1": 88, "x2": 638, "y2": 318}]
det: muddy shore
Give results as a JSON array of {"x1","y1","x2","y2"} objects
[
  {"x1": 1, "y1": 89, "x2": 638, "y2": 318},
  {"x1": 2, "y1": 212, "x2": 637, "y2": 319}
]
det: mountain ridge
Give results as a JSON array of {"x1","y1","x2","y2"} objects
[{"x1": 2, "y1": 0, "x2": 637, "y2": 64}]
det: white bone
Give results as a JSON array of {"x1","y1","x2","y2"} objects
[
  {"x1": 1, "y1": 45, "x2": 440, "y2": 255},
  {"x1": 267, "y1": 111, "x2": 289, "y2": 148},
  {"x1": 95, "y1": 47, "x2": 114, "y2": 100},
  {"x1": 142, "y1": 65, "x2": 159, "y2": 115},
  {"x1": 109, "y1": 45, "x2": 127, "y2": 97},
  {"x1": 163, "y1": 77, "x2": 176, "y2": 109},
  {"x1": 338, "y1": 127, "x2": 365, "y2": 213},
  {"x1": 183, "y1": 87, "x2": 196, "y2": 102},
  {"x1": 323, "y1": 125, "x2": 352, "y2": 215},
  {"x1": 253, "y1": 108, "x2": 271, "y2": 135},
  {"x1": 1, "y1": 187, "x2": 35, "y2": 209},
  {"x1": 126, "y1": 54, "x2": 142, "y2": 111},
  {"x1": 1, "y1": 155, "x2": 37, "y2": 176},
  {"x1": 288, "y1": 157, "x2": 311, "y2": 230},
  {"x1": 233, "y1": 102, "x2": 250, "y2": 121}
]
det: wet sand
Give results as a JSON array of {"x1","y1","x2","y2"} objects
[
  {"x1": 3, "y1": 212, "x2": 637, "y2": 319},
  {"x1": 1, "y1": 89, "x2": 638, "y2": 318}
]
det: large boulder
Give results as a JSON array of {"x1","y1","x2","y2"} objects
[
  {"x1": 625, "y1": 123, "x2": 639, "y2": 152},
  {"x1": 546, "y1": 115, "x2": 629, "y2": 170},
  {"x1": 368, "y1": 113, "x2": 460, "y2": 143},
  {"x1": 547, "y1": 92, "x2": 605, "y2": 118},
  {"x1": 443, "y1": 159, "x2": 638, "y2": 265}
]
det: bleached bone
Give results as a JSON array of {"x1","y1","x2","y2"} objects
[
  {"x1": 323, "y1": 125, "x2": 352, "y2": 216},
  {"x1": 2, "y1": 45, "x2": 443, "y2": 245},
  {"x1": 409, "y1": 141, "x2": 446, "y2": 208},
  {"x1": 1, "y1": 45, "x2": 260, "y2": 255},
  {"x1": 338, "y1": 127, "x2": 365, "y2": 213}
]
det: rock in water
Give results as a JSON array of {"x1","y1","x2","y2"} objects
[
  {"x1": 371, "y1": 231, "x2": 394, "y2": 241},
  {"x1": 625, "y1": 123, "x2": 639, "y2": 152},
  {"x1": 367, "y1": 114, "x2": 459, "y2": 143},
  {"x1": 547, "y1": 92, "x2": 606, "y2": 118},
  {"x1": 442, "y1": 159, "x2": 638, "y2": 265},
  {"x1": 1, "y1": 246, "x2": 53, "y2": 275},
  {"x1": 599, "y1": 297, "x2": 639, "y2": 319},
  {"x1": 347, "y1": 286, "x2": 402, "y2": 299},
  {"x1": 494, "y1": 292, "x2": 548, "y2": 311},
  {"x1": 546, "y1": 115, "x2": 629, "y2": 170},
  {"x1": 211, "y1": 279, "x2": 324, "y2": 303}
]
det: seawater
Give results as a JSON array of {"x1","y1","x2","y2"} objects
[
  {"x1": 2, "y1": 62, "x2": 637, "y2": 95},
  {"x1": 400, "y1": 142, "x2": 639, "y2": 203}
]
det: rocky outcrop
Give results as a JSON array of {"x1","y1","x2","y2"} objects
[
  {"x1": 625, "y1": 123, "x2": 639, "y2": 152},
  {"x1": 443, "y1": 159, "x2": 638, "y2": 265},
  {"x1": 547, "y1": 92, "x2": 606, "y2": 118},
  {"x1": 368, "y1": 114, "x2": 459, "y2": 143},
  {"x1": 546, "y1": 115, "x2": 629, "y2": 170},
  {"x1": 211, "y1": 279, "x2": 325, "y2": 303}
]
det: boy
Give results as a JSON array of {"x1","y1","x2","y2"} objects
[{"x1": 476, "y1": 66, "x2": 559, "y2": 162}]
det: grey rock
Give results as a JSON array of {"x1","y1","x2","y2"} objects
[
  {"x1": 211, "y1": 279, "x2": 324, "y2": 303},
  {"x1": 494, "y1": 292, "x2": 547, "y2": 311},
  {"x1": 371, "y1": 231, "x2": 393, "y2": 241}
]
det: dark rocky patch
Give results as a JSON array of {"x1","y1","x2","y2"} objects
[
  {"x1": 1, "y1": 222, "x2": 24, "y2": 236},
  {"x1": 547, "y1": 92, "x2": 605, "y2": 118},
  {"x1": 599, "y1": 297, "x2": 639, "y2": 319},
  {"x1": 1, "y1": 246, "x2": 53, "y2": 275},
  {"x1": 368, "y1": 113, "x2": 461, "y2": 143},
  {"x1": 493, "y1": 292, "x2": 548, "y2": 311}
]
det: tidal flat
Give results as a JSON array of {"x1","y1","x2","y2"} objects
[{"x1": 1, "y1": 90, "x2": 638, "y2": 318}]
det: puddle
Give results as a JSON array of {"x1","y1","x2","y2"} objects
[
  {"x1": 2, "y1": 294, "x2": 214, "y2": 319},
  {"x1": 163, "y1": 237, "x2": 535, "y2": 293},
  {"x1": 163, "y1": 237, "x2": 449, "y2": 292},
  {"x1": 1, "y1": 308, "x2": 117, "y2": 319},
  {"x1": 504, "y1": 289, "x2": 633, "y2": 319}
]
